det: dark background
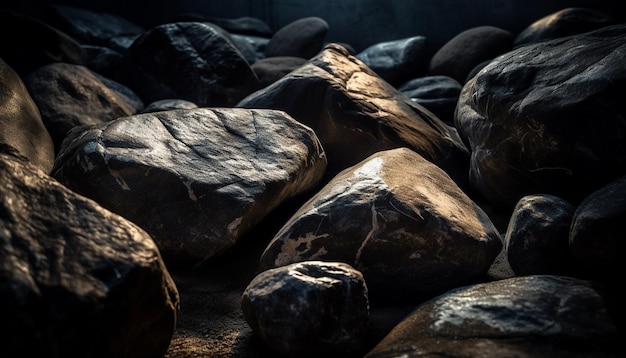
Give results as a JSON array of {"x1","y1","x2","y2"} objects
[{"x1": 4, "y1": 1, "x2": 625, "y2": 54}]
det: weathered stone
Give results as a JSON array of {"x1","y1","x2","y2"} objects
[
  {"x1": 238, "y1": 43, "x2": 470, "y2": 188},
  {"x1": 455, "y1": 24, "x2": 626, "y2": 209},
  {"x1": 123, "y1": 21, "x2": 261, "y2": 107},
  {"x1": 51, "y1": 108, "x2": 327, "y2": 267},
  {"x1": 251, "y1": 56, "x2": 308, "y2": 88},
  {"x1": 365, "y1": 275, "x2": 619, "y2": 358},
  {"x1": 258, "y1": 147, "x2": 501, "y2": 304},
  {"x1": 24, "y1": 62, "x2": 143, "y2": 154},
  {"x1": 398, "y1": 75, "x2": 462, "y2": 125},
  {"x1": 242, "y1": 261, "x2": 369, "y2": 357},
  {"x1": 0, "y1": 153, "x2": 179, "y2": 358},
  {"x1": 141, "y1": 99, "x2": 199, "y2": 114}
]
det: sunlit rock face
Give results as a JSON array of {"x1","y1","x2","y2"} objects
[
  {"x1": 122, "y1": 21, "x2": 261, "y2": 107},
  {"x1": 258, "y1": 147, "x2": 501, "y2": 304},
  {"x1": 238, "y1": 43, "x2": 470, "y2": 190},
  {"x1": 51, "y1": 108, "x2": 327, "y2": 268},
  {"x1": 0, "y1": 57, "x2": 55, "y2": 173},
  {"x1": 365, "y1": 275, "x2": 620, "y2": 358},
  {"x1": 455, "y1": 23, "x2": 626, "y2": 210},
  {"x1": 0, "y1": 153, "x2": 179, "y2": 358}
]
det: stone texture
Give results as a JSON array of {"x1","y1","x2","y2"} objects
[
  {"x1": 51, "y1": 108, "x2": 327, "y2": 268},
  {"x1": 0, "y1": 153, "x2": 179, "y2": 358},
  {"x1": 258, "y1": 147, "x2": 501, "y2": 304}
]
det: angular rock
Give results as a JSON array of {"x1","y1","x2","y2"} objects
[
  {"x1": 0, "y1": 58, "x2": 55, "y2": 173},
  {"x1": 51, "y1": 108, "x2": 327, "y2": 267},
  {"x1": 365, "y1": 275, "x2": 619, "y2": 358},
  {"x1": 24, "y1": 62, "x2": 143, "y2": 154},
  {"x1": 514, "y1": 7, "x2": 616, "y2": 48},
  {"x1": 238, "y1": 43, "x2": 470, "y2": 188},
  {"x1": 428, "y1": 25, "x2": 513, "y2": 84},
  {"x1": 356, "y1": 35, "x2": 429, "y2": 86},
  {"x1": 0, "y1": 154, "x2": 179, "y2": 358},
  {"x1": 123, "y1": 21, "x2": 261, "y2": 107},
  {"x1": 258, "y1": 148, "x2": 501, "y2": 304},
  {"x1": 455, "y1": 24, "x2": 626, "y2": 209},
  {"x1": 504, "y1": 194, "x2": 576, "y2": 276},
  {"x1": 242, "y1": 261, "x2": 369, "y2": 357},
  {"x1": 264, "y1": 17, "x2": 328, "y2": 59}
]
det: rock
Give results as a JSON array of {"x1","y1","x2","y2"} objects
[
  {"x1": 504, "y1": 194, "x2": 576, "y2": 276},
  {"x1": 122, "y1": 21, "x2": 261, "y2": 107},
  {"x1": 51, "y1": 108, "x2": 327, "y2": 268},
  {"x1": 428, "y1": 25, "x2": 513, "y2": 84},
  {"x1": 23, "y1": 62, "x2": 143, "y2": 154},
  {"x1": 514, "y1": 7, "x2": 616, "y2": 48},
  {"x1": 0, "y1": 8, "x2": 85, "y2": 78},
  {"x1": 141, "y1": 99, "x2": 198, "y2": 113},
  {"x1": 238, "y1": 43, "x2": 470, "y2": 188},
  {"x1": 355, "y1": 35, "x2": 429, "y2": 86},
  {"x1": 251, "y1": 56, "x2": 308, "y2": 88},
  {"x1": 0, "y1": 153, "x2": 180, "y2": 358},
  {"x1": 258, "y1": 147, "x2": 502, "y2": 304},
  {"x1": 0, "y1": 58, "x2": 55, "y2": 173},
  {"x1": 397, "y1": 75, "x2": 462, "y2": 125},
  {"x1": 365, "y1": 275, "x2": 620, "y2": 357},
  {"x1": 241, "y1": 261, "x2": 369, "y2": 357},
  {"x1": 455, "y1": 24, "x2": 626, "y2": 209},
  {"x1": 264, "y1": 17, "x2": 329, "y2": 59}
]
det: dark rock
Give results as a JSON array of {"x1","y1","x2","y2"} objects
[
  {"x1": 356, "y1": 36, "x2": 429, "y2": 86},
  {"x1": 242, "y1": 261, "x2": 369, "y2": 357},
  {"x1": 251, "y1": 56, "x2": 308, "y2": 88},
  {"x1": 23, "y1": 62, "x2": 143, "y2": 154},
  {"x1": 264, "y1": 17, "x2": 329, "y2": 59},
  {"x1": 397, "y1": 75, "x2": 462, "y2": 125},
  {"x1": 123, "y1": 21, "x2": 261, "y2": 107},
  {"x1": 504, "y1": 194, "x2": 576, "y2": 276},
  {"x1": 455, "y1": 24, "x2": 626, "y2": 209},
  {"x1": 0, "y1": 8, "x2": 85, "y2": 77},
  {"x1": 141, "y1": 99, "x2": 198, "y2": 113},
  {"x1": 428, "y1": 25, "x2": 513, "y2": 84},
  {"x1": 0, "y1": 153, "x2": 180, "y2": 358},
  {"x1": 514, "y1": 7, "x2": 616, "y2": 49}
]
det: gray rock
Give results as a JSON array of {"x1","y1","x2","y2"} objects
[
  {"x1": 0, "y1": 153, "x2": 179, "y2": 358},
  {"x1": 356, "y1": 35, "x2": 429, "y2": 86},
  {"x1": 398, "y1": 75, "x2": 462, "y2": 125},
  {"x1": 51, "y1": 107, "x2": 327, "y2": 267},
  {"x1": 258, "y1": 147, "x2": 501, "y2": 304}
]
